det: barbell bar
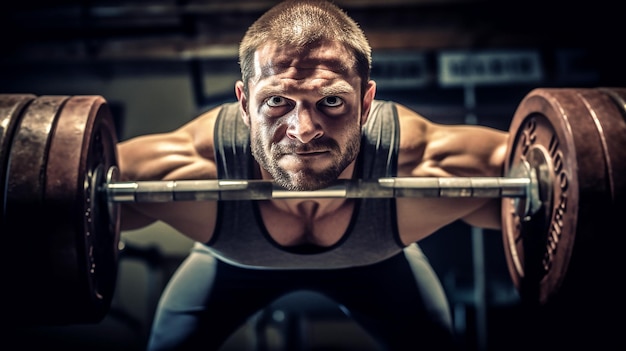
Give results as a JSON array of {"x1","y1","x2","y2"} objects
[
  {"x1": 1, "y1": 87, "x2": 625, "y2": 326},
  {"x1": 102, "y1": 163, "x2": 540, "y2": 225},
  {"x1": 104, "y1": 169, "x2": 536, "y2": 202}
]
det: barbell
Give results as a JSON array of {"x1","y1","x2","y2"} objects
[{"x1": 0, "y1": 87, "x2": 625, "y2": 326}]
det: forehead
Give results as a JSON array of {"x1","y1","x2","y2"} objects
[{"x1": 252, "y1": 40, "x2": 355, "y2": 81}]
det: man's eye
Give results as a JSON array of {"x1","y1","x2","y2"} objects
[
  {"x1": 266, "y1": 96, "x2": 288, "y2": 107},
  {"x1": 319, "y1": 96, "x2": 343, "y2": 107}
]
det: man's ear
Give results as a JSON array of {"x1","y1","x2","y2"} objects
[
  {"x1": 235, "y1": 80, "x2": 250, "y2": 127},
  {"x1": 360, "y1": 80, "x2": 377, "y2": 126}
]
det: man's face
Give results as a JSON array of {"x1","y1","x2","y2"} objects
[{"x1": 239, "y1": 40, "x2": 371, "y2": 191}]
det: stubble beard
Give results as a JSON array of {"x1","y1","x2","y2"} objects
[{"x1": 250, "y1": 128, "x2": 361, "y2": 191}]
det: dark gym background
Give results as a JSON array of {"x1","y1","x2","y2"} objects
[{"x1": 1, "y1": 1, "x2": 624, "y2": 350}]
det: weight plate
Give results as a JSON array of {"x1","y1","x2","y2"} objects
[
  {"x1": 3, "y1": 95, "x2": 70, "y2": 324},
  {"x1": 502, "y1": 88, "x2": 610, "y2": 305},
  {"x1": 596, "y1": 87, "x2": 626, "y2": 205},
  {"x1": 0, "y1": 94, "x2": 35, "y2": 223},
  {"x1": 44, "y1": 95, "x2": 121, "y2": 324}
]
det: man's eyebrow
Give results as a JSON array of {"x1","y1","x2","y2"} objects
[
  {"x1": 319, "y1": 82, "x2": 354, "y2": 96},
  {"x1": 254, "y1": 85, "x2": 286, "y2": 99},
  {"x1": 254, "y1": 81, "x2": 354, "y2": 99}
]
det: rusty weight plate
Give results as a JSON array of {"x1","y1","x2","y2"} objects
[
  {"x1": 3, "y1": 95, "x2": 70, "y2": 324},
  {"x1": 561, "y1": 88, "x2": 626, "y2": 305},
  {"x1": 44, "y1": 95, "x2": 121, "y2": 324},
  {"x1": 588, "y1": 88, "x2": 626, "y2": 307},
  {"x1": 596, "y1": 87, "x2": 626, "y2": 205},
  {"x1": 0, "y1": 94, "x2": 35, "y2": 224},
  {"x1": 502, "y1": 88, "x2": 611, "y2": 305}
]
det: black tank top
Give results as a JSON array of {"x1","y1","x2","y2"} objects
[{"x1": 204, "y1": 100, "x2": 405, "y2": 269}]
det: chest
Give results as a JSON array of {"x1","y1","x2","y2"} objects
[{"x1": 258, "y1": 200, "x2": 356, "y2": 247}]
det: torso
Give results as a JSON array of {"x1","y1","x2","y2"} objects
[{"x1": 120, "y1": 101, "x2": 499, "y2": 248}]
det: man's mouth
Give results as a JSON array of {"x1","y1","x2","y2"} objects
[{"x1": 295, "y1": 150, "x2": 328, "y2": 156}]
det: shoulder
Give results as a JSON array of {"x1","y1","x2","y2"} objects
[
  {"x1": 364, "y1": 100, "x2": 431, "y2": 176},
  {"x1": 385, "y1": 102, "x2": 447, "y2": 176},
  {"x1": 369, "y1": 100, "x2": 430, "y2": 134},
  {"x1": 178, "y1": 102, "x2": 239, "y2": 159},
  {"x1": 393, "y1": 102, "x2": 430, "y2": 157}
]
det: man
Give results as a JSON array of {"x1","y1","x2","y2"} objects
[{"x1": 118, "y1": 1, "x2": 508, "y2": 350}]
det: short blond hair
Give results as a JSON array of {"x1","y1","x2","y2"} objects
[{"x1": 238, "y1": 0, "x2": 372, "y2": 96}]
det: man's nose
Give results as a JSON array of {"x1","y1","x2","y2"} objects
[{"x1": 286, "y1": 107, "x2": 323, "y2": 143}]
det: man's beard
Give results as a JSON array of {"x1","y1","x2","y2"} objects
[{"x1": 250, "y1": 129, "x2": 361, "y2": 191}]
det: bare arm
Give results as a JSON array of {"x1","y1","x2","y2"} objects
[
  {"x1": 395, "y1": 103, "x2": 509, "y2": 232},
  {"x1": 396, "y1": 104, "x2": 508, "y2": 179},
  {"x1": 117, "y1": 107, "x2": 221, "y2": 242}
]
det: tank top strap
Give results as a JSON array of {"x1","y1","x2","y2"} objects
[
  {"x1": 213, "y1": 102, "x2": 251, "y2": 180},
  {"x1": 360, "y1": 100, "x2": 400, "y2": 179}
]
